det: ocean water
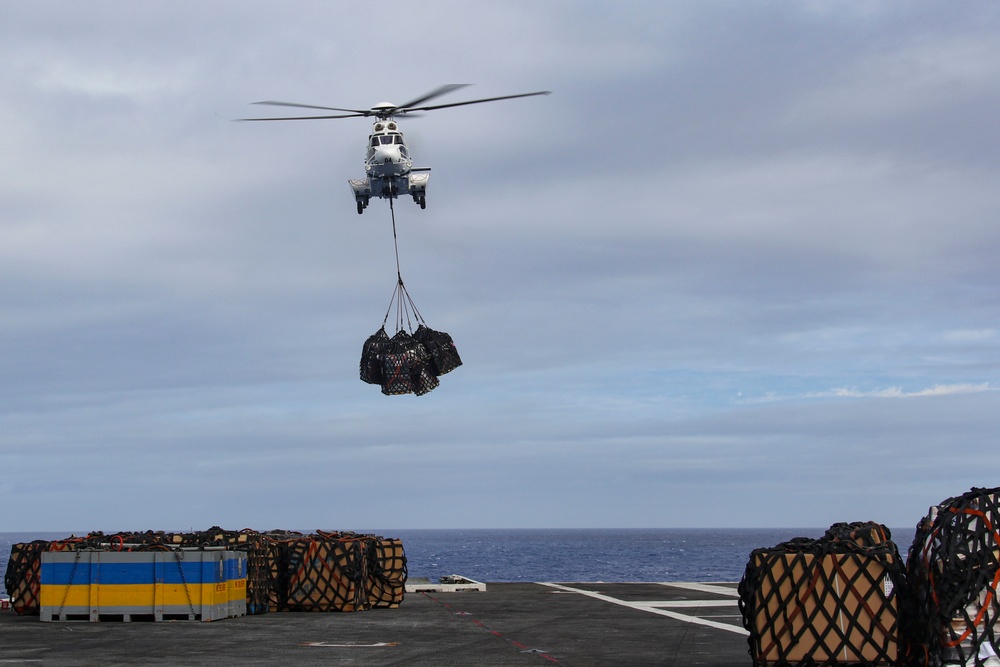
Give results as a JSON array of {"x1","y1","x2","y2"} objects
[{"x1": 1, "y1": 527, "x2": 918, "y2": 590}]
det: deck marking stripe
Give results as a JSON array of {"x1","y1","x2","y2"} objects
[
  {"x1": 301, "y1": 642, "x2": 399, "y2": 648},
  {"x1": 632, "y1": 600, "x2": 736, "y2": 608},
  {"x1": 661, "y1": 582, "x2": 740, "y2": 597},
  {"x1": 537, "y1": 583, "x2": 749, "y2": 636}
]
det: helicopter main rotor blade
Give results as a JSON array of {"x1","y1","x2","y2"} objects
[
  {"x1": 251, "y1": 100, "x2": 371, "y2": 114},
  {"x1": 400, "y1": 90, "x2": 551, "y2": 113},
  {"x1": 237, "y1": 113, "x2": 368, "y2": 121},
  {"x1": 396, "y1": 84, "x2": 471, "y2": 112}
]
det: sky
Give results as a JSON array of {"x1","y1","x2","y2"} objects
[{"x1": 2, "y1": 1, "x2": 1000, "y2": 533}]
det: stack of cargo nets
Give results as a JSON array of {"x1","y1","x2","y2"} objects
[
  {"x1": 4, "y1": 528, "x2": 406, "y2": 618},
  {"x1": 738, "y1": 521, "x2": 906, "y2": 667},
  {"x1": 4, "y1": 529, "x2": 269, "y2": 617},
  {"x1": 360, "y1": 277, "x2": 461, "y2": 396},
  {"x1": 905, "y1": 487, "x2": 1000, "y2": 667}
]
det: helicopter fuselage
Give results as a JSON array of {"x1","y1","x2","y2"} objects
[
  {"x1": 349, "y1": 119, "x2": 428, "y2": 214},
  {"x1": 241, "y1": 86, "x2": 550, "y2": 215}
]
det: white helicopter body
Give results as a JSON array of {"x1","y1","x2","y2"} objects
[
  {"x1": 348, "y1": 118, "x2": 428, "y2": 214},
  {"x1": 240, "y1": 85, "x2": 549, "y2": 214}
]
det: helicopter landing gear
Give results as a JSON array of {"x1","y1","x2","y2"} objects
[
  {"x1": 414, "y1": 195, "x2": 426, "y2": 209},
  {"x1": 356, "y1": 197, "x2": 369, "y2": 214}
]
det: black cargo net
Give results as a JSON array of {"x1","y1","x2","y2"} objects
[
  {"x1": 264, "y1": 530, "x2": 407, "y2": 612},
  {"x1": 905, "y1": 488, "x2": 1000, "y2": 667},
  {"x1": 738, "y1": 522, "x2": 905, "y2": 667},
  {"x1": 358, "y1": 197, "x2": 461, "y2": 395},
  {"x1": 4, "y1": 540, "x2": 52, "y2": 616},
  {"x1": 4, "y1": 528, "x2": 406, "y2": 616},
  {"x1": 284, "y1": 534, "x2": 367, "y2": 612},
  {"x1": 367, "y1": 537, "x2": 408, "y2": 608}
]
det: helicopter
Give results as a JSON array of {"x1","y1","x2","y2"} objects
[{"x1": 239, "y1": 85, "x2": 550, "y2": 214}]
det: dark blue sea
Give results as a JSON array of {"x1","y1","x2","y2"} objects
[{"x1": 1, "y1": 528, "x2": 918, "y2": 589}]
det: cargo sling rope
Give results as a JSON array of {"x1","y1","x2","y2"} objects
[
  {"x1": 386, "y1": 196, "x2": 423, "y2": 334},
  {"x1": 358, "y1": 197, "x2": 461, "y2": 394},
  {"x1": 905, "y1": 488, "x2": 1000, "y2": 667},
  {"x1": 738, "y1": 524, "x2": 906, "y2": 667}
]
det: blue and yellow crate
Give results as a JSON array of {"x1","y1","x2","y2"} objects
[{"x1": 40, "y1": 549, "x2": 247, "y2": 622}]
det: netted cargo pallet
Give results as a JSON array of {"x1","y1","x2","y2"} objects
[
  {"x1": 263, "y1": 531, "x2": 408, "y2": 612},
  {"x1": 905, "y1": 488, "x2": 1000, "y2": 667},
  {"x1": 5, "y1": 527, "x2": 407, "y2": 617},
  {"x1": 380, "y1": 329, "x2": 439, "y2": 396},
  {"x1": 739, "y1": 523, "x2": 905, "y2": 667},
  {"x1": 359, "y1": 273, "x2": 461, "y2": 397},
  {"x1": 412, "y1": 324, "x2": 462, "y2": 376},
  {"x1": 5, "y1": 541, "x2": 51, "y2": 616},
  {"x1": 285, "y1": 534, "x2": 368, "y2": 612},
  {"x1": 367, "y1": 537, "x2": 408, "y2": 608},
  {"x1": 4, "y1": 538, "x2": 83, "y2": 616}
]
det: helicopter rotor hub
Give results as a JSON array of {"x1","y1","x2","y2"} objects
[{"x1": 370, "y1": 102, "x2": 398, "y2": 119}]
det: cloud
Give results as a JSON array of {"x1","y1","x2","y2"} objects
[
  {"x1": 2, "y1": 2, "x2": 1000, "y2": 531},
  {"x1": 825, "y1": 384, "x2": 996, "y2": 399}
]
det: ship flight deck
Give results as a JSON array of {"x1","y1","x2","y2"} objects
[{"x1": 1, "y1": 581, "x2": 749, "y2": 666}]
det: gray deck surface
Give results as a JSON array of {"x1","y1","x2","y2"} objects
[{"x1": 1, "y1": 582, "x2": 751, "y2": 666}]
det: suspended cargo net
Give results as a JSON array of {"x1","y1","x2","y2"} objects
[
  {"x1": 738, "y1": 522, "x2": 905, "y2": 667},
  {"x1": 4, "y1": 528, "x2": 406, "y2": 616},
  {"x1": 358, "y1": 198, "x2": 461, "y2": 395},
  {"x1": 905, "y1": 487, "x2": 1000, "y2": 667}
]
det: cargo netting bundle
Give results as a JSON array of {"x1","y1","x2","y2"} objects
[
  {"x1": 4, "y1": 539, "x2": 70, "y2": 616},
  {"x1": 738, "y1": 521, "x2": 906, "y2": 667},
  {"x1": 359, "y1": 197, "x2": 461, "y2": 396},
  {"x1": 3, "y1": 528, "x2": 269, "y2": 617},
  {"x1": 4, "y1": 528, "x2": 406, "y2": 617},
  {"x1": 264, "y1": 530, "x2": 407, "y2": 612},
  {"x1": 359, "y1": 276, "x2": 461, "y2": 396},
  {"x1": 905, "y1": 488, "x2": 1000, "y2": 667}
]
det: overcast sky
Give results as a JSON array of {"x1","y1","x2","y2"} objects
[{"x1": 2, "y1": 2, "x2": 999, "y2": 532}]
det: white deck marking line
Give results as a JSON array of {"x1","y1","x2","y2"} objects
[
  {"x1": 537, "y1": 583, "x2": 749, "y2": 636},
  {"x1": 660, "y1": 582, "x2": 741, "y2": 597},
  {"x1": 633, "y1": 599, "x2": 736, "y2": 608},
  {"x1": 301, "y1": 642, "x2": 400, "y2": 648}
]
